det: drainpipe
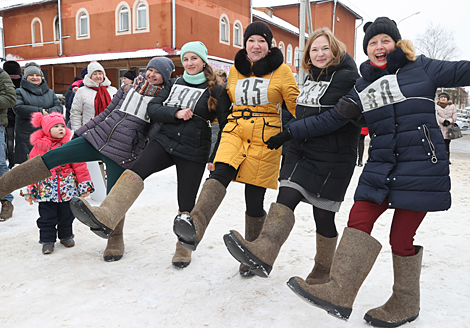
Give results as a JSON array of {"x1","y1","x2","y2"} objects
[
  {"x1": 332, "y1": 0, "x2": 337, "y2": 34},
  {"x1": 172, "y1": 0, "x2": 176, "y2": 49},
  {"x1": 1, "y1": 18, "x2": 5, "y2": 61},
  {"x1": 354, "y1": 18, "x2": 363, "y2": 61},
  {"x1": 250, "y1": 0, "x2": 253, "y2": 23},
  {"x1": 58, "y1": 0, "x2": 63, "y2": 56}
]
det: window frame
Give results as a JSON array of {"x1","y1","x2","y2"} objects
[
  {"x1": 76, "y1": 9, "x2": 90, "y2": 40},
  {"x1": 286, "y1": 44, "x2": 293, "y2": 65},
  {"x1": 31, "y1": 17, "x2": 43, "y2": 47},
  {"x1": 133, "y1": 0, "x2": 150, "y2": 34},
  {"x1": 116, "y1": 2, "x2": 132, "y2": 35},
  {"x1": 233, "y1": 20, "x2": 243, "y2": 48},
  {"x1": 219, "y1": 14, "x2": 230, "y2": 45}
]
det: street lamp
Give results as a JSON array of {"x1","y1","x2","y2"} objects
[{"x1": 398, "y1": 12, "x2": 420, "y2": 26}]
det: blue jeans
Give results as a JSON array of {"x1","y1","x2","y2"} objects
[{"x1": 0, "y1": 126, "x2": 13, "y2": 202}]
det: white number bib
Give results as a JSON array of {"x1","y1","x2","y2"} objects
[
  {"x1": 118, "y1": 88, "x2": 152, "y2": 123},
  {"x1": 297, "y1": 79, "x2": 331, "y2": 107},
  {"x1": 234, "y1": 76, "x2": 270, "y2": 106},
  {"x1": 358, "y1": 75, "x2": 406, "y2": 112},
  {"x1": 164, "y1": 83, "x2": 206, "y2": 112}
]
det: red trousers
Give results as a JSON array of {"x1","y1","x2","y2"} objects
[{"x1": 348, "y1": 197, "x2": 426, "y2": 256}]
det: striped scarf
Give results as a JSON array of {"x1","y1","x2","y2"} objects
[{"x1": 133, "y1": 75, "x2": 163, "y2": 97}]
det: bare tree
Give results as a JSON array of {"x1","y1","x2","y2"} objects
[{"x1": 414, "y1": 23, "x2": 460, "y2": 60}]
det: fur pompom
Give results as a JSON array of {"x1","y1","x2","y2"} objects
[{"x1": 31, "y1": 112, "x2": 44, "y2": 128}]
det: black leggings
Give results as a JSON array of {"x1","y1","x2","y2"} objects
[
  {"x1": 209, "y1": 162, "x2": 266, "y2": 217},
  {"x1": 276, "y1": 187, "x2": 337, "y2": 238},
  {"x1": 130, "y1": 140, "x2": 206, "y2": 213}
]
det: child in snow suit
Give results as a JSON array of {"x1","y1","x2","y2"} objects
[{"x1": 21, "y1": 112, "x2": 94, "y2": 254}]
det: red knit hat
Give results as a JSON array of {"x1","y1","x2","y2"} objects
[{"x1": 31, "y1": 112, "x2": 67, "y2": 138}]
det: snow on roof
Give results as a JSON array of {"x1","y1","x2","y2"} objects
[
  {"x1": 0, "y1": 0, "x2": 56, "y2": 12},
  {"x1": 253, "y1": 10, "x2": 309, "y2": 38}
]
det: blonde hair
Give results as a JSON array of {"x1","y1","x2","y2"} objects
[
  {"x1": 302, "y1": 27, "x2": 347, "y2": 72},
  {"x1": 396, "y1": 40, "x2": 416, "y2": 62}
]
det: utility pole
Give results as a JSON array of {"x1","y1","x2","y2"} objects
[{"x1": 298, "y1": 0, "x2": 313, "y2": 90}]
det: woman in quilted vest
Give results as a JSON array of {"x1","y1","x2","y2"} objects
[
  {"x1": 277, "y1": 17, "x2": 470, "y2": 327},
  {"x1": 0, "y1": 57, "x2": 174, "y2": 262}
]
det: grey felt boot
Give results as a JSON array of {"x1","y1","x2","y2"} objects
[
  {"x1": 287, "y1": 227, "x2": 382, "y2": 320},
  {"x1": 239, "y1": 211, "x2": 266, "y2": 277},
  {"x1": 172, "y1": 240, "x2": 192, "y2": 268},
  {"x1": 103, "y1": 217, "x2": 125, "y2": 261},
  {"x1": 305, "y1": 233, "x2": 338, "y2": 285},
  {"x1": 364, "y1": 246, "x2": 423, "y2": 327}
]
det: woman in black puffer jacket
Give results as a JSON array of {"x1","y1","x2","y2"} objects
[{"x1": 224, "y1": 28, "x2": 360, "y2": 280}]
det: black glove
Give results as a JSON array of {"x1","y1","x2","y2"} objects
[
  {"x1": 443, "y1": 120, "x2": 450, "y2": 127},
  {"x1": 266, "y1": 129, "x2": 291, "y2": 150}
]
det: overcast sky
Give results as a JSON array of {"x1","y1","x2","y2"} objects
[{"x1": 253, "y1": 0, "x2": 470, "y2": 64}]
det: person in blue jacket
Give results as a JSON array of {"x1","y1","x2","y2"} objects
[{"x1": 271, "y1": 17, "x2": 470, "y2": 327}]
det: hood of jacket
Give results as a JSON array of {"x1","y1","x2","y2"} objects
[{"x1": 20, "y1": 78, "x2": 51, "y2": 96}]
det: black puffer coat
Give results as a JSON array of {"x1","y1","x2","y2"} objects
[
  {"x1": 280, "y1": 53, "x2": 360, "y2": 202},
  {"x1": 148, "y1": 78, "x2": 231, "y2": 163},
  {"x1": 13, "y1": 79, "x2": 62, "y2": 164}
]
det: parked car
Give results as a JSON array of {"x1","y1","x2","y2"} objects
[{"x1": 456, "y1": 117, "x2": 469, "y2": 130}]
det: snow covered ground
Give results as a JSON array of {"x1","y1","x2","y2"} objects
[{"x1": 1, "y1": 135, "x2": 469, "y2": 328}]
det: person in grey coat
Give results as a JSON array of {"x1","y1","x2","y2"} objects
[
  {"x1": 13, "y1": 62, "x2": 62, "y2": 164},
  {"x1": 0, "y1": 57, "x2": 175, "y2": 263}
]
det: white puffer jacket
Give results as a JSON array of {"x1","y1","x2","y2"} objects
[
  {"x1": 435, "y1": 101, "x2": 457, "y2": 140},
  {"x1": 70, "y1": 75, "x2": 117, "y2": 131}
]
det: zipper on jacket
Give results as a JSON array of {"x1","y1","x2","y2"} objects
[
  {"x1": 317, "y1": 171, "x2": 332, "y2": 197},
  {"x1": 99, "y1": 114, "x2": 127, "y2": 151},
  {"x1": 422, "y1": 124, "x2": 437, "y2": 163},
  {"x1": 55, "y1": 167, "x2": 62, "y2": 202}
]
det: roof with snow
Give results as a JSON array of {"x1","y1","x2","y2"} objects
[{"x1": 0, "y1": 0, "x2": 56, "y2": 12}]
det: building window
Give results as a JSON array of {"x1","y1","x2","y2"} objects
[
  {"x1": 53, "y1": 16, "x2": 60, "y2": 42},
  {"x1": 278, "y1": 42, "x2": 285, "y2": 62},
  {"x1": 76, "y1": 9, "x2": 90, "y2": 39},
  {"x1": 272, "y1": 39, "x2": 277, "y2": 48},
  {"x1": 219, "y1": 14, "x2": 229, "y2": 45},
  {"x1": 120, "y1": 6, "x2": 129, "y2": 31},
  {"x1": 133, "y1": 0, "x2": 149, "y2": 33},
  {"x1": 31, "y1": 17, "x2": 43, "y2": 46},
  {"x1": 233, "y1": 20, "x2": 243, "y2": 48},
  {"x1": 294, "y1": 47, "x2": 299, "y2": 68},
  {"x1": 286, "y1": 45, "x2": 293, "y2": 64}
]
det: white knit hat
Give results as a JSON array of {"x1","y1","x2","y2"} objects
[{"x1": 87, "y1": 61, "x2": 105, "y2": 77}]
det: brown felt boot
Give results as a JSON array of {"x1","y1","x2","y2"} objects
[
  {"x1": 239, "y1": 211, "x2": 266, "y2": 277},
  {"x1": 305, "y1": 233, "x2": 338, "y2": 285},
  {"x1": 287, "y1": 227, "x2": 382, "y2": 320},
  {"x1": 224, "y1": 203, "x2": 295, "y2": 278},
  {"x1": 364, "y1": 246, "x2": 423, "y2": 327},
  {"x1": 70, "y1": 170, "x2": 144, "y2": 239},
  {"x1": 0, "y1": 155, "x2": 51, "y2": 199},
  {"x1": 103, "y1": 216, "x2": 125, "y2": 262},
  {"x1": 0, "y1": 200, "x2": 14, "y2": 221},
  {"x1": 173, "y1": 178, "x2": 226, "y2": 251},
  {"x1": 172, "y1": 241, "x2": 192, "y2": 268}
]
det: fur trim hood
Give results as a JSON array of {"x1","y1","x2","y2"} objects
[{"x1": 234, "y1": 47, "x2": 284, "y2": 77}]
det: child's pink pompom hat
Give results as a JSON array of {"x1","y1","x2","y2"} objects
[{"x1": 31, "y1": 112, "x2": 66, "y2": 138}]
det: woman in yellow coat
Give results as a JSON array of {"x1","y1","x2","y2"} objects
[{"x1": 173, "y1": 21, "x2": 298, "y2": 276}]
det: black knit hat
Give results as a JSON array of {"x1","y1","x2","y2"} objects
[
  {"x1": 438, "y1": 92, "x2": 451, "y2": 100},
  {"x1": 3, "y1": 60, "x2": 21, "y2": 76},
  {"x1": 363, "y1": 17, "x2": 401, "y2": 55},
  {"x1": 244, "y1": 21, "x2": 273, "y2": 49},
  {"x1": 124, "y1": 68, "x2": 137, "y2": 81}
]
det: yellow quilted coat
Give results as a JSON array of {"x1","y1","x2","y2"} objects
[{"x1": 214, "y1": 59, "x2": 298, "y2": 189}]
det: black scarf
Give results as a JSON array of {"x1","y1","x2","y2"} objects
[{"x1": 234, "y1": 47, "x2": 284, "y2": 77}]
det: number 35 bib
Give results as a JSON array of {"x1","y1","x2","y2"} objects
[
  {"x1": 234, "y1": 74, "x2": 272, "y2": 106},
  {"x1": 358, "y1": 75, "x2": 406, "y2": 112}
]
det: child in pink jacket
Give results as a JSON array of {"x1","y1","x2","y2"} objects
[{"x1": 21, "y1": 112, "x2": 94, "y2": 254}]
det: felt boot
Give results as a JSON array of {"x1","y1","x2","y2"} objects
[
  {"x1": 224, "y1": 203, "x2": 295, "y2": 278},
  {"x1": 305, "y1": 233, "x2": 338, "y2": 285},
  {"x1": 0, "y1": 200, "x2": 14, "y2": 221},
  {"x1": 364, "y1": 246, "x2": 423, "y2": 327},
  {"x1": 287, "y1": 227, "x2": 382, "y2": 320},
  {"x1": 103, "y1": 217, "x2": 125, "y2": 262},
  {"x1": 0, "y1": 155, "x2": 51, "y2": 199},
  {"x1": 172, "y1": 241, "x2": 192, "y2": 268},
  {"x1": 173, "y1": 178, "x2": 226, "y2": 251},
  {"x1": 239, "y1": 211, "x2": 267, "y2": 277},
  {"x1": 70, "y1": 170, "x2": 144, "y2": 239}
]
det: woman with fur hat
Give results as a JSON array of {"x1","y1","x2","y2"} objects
[
  {"x1": 13, "y1": 62, "x2": 62, "y2": 164},
  {"x1": 170, "y1": 22, "x2": 299, "y2": 276},
  {"x1": 21, "y1": 112, "x2": 93, "y2": 254},
  {"x1": 280, "y1": 17, "x2": 470, "y2": 327},
  {"x1": 435, "y1": 91, "x2": 457, "y2": 162},
  {"x1": 68, "y1": 41, "x2": 231, "y2": 268},
  {"x1": 70, "y1": 61, "x2": 117, "y2": 131},
  {"x1": 0, "y1": 56, "x2": 174, "y2": 262},
  {"x1": 224, "y1": 27, "x2": 360, "y2": 279}
]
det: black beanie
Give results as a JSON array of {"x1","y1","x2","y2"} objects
[
  {"x1": 3, "y1": 60, "x2": 21, "y2": 76},
  {"x1": 363, "y1": 17, "x2": 401, "y2": 55},
  {"x1": 438, "y1": 92, "x2": 451, "y2": 100},
  {"x1": 244, "y1": 21, "x2": 273, "y2": 49},
  {"x1": 124, "y1": 68, "x2": 137, "y2": 81}
]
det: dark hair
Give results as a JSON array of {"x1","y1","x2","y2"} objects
[{"x1": 203, "y1": 64, "x2": 219, "y2": 112}]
